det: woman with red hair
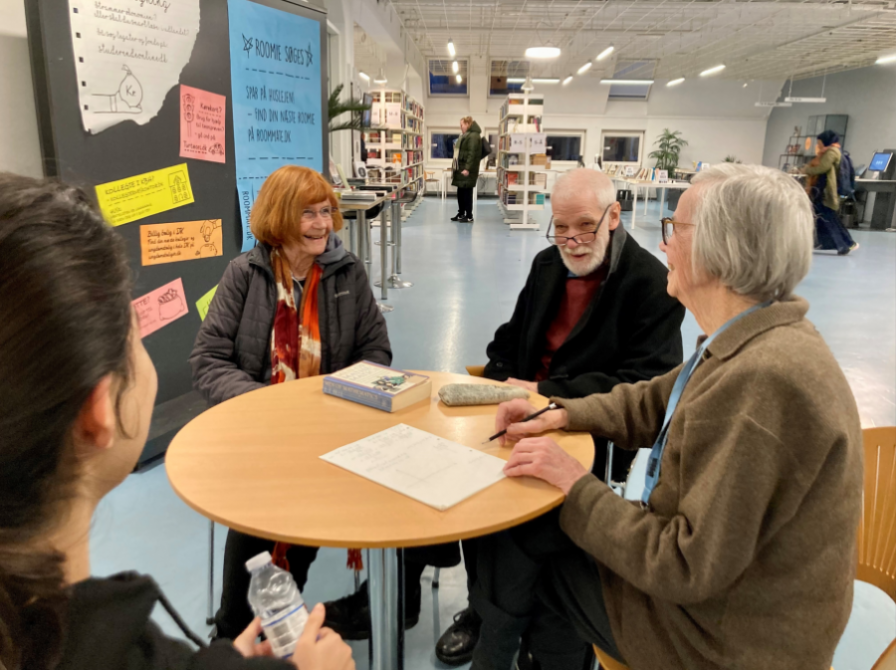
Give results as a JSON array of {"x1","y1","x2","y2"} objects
[{"x1": 190, "y1": 165, "x2": 391, "y2": 640}]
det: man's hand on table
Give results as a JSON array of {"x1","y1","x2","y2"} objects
[
  {"x1": 505, "y1": 377, "x2": 538, "y2": 393},
  {"x1": 494, "y1": 399, "x2": 588, "y2": 495}
]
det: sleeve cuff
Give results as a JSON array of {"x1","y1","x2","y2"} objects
[{"x1": 550, "y1": 396, "x2": 595, "y2": 432}]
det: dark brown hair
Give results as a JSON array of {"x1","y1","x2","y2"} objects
[
  {"x1": 0, "y1": 173, "x2": 133, "y2": 669},
  {"x1": 249, "y1": 165, "x2": 344, "y2": 246}
]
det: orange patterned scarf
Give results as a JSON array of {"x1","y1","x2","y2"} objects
[{"x1": 269, "y1": 248, "x2": 322, "y2": 570}]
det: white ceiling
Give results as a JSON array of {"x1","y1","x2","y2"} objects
[{"x1": 387, "y1": 0, "x2": 896, "y2": 80}]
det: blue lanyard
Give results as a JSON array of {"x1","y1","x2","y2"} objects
[{"x1": 640, "y1": 301, "x2": 773, "y2": 508}]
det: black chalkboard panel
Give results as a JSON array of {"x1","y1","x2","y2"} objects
[{"x1": 25, "y1": 0, "x2": 328, "y2": 463}]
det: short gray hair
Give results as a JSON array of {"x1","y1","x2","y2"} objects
[
  {"x1": 690, "y1": 164, "x2": 813, "y2": 302},
  {"x1": 552, "y1": 168, "x2": 617, "y2": 211}
]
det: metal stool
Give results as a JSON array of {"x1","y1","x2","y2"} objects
[
  {"x1": 206, "y1": 519, "x2": 215, "y2": 625},
  {"x1": 375, "y1": 199, "x2": 413, "y2": 290}
]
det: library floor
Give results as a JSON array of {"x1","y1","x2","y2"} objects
[{"x1": 92, "y1": 195, "x2": 896, "y2": 669}]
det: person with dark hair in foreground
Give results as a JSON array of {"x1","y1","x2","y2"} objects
[{"x1": 0, "y1": 173, "x2": 354, "y2": 670}]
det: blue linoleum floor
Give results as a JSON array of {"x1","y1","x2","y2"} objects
[{"x1": 92, "y1": 195, "x2": 896, "y2": 669}]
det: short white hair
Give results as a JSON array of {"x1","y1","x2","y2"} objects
[
  {"x1": 552, "y1": 168, "x2": 617, "y2": 211},
  {"x1": 690, "y1": 164, "x2": 813, "y2": 302}
]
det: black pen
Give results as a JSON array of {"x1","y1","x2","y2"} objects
[{"x1": 483, "y1": 403, "x2": 560, "y2": 444}]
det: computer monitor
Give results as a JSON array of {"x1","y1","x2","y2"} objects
[
  {"x1": 361, "y1": 93, "x2": 373, "y2": 128},
  {"x1": 869, "y1": 152, "x2": 893, "y2": 173}
]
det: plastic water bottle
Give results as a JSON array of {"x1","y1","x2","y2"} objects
[{"x1": 246, "y1": 551, "x2": 309, "y2": 659}]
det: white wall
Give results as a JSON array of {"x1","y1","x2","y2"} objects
[
  {"x1": 424, "y1": 71, "x2": 782, "y2": 176},
  {"x1": 762, "y1": 65, "x2": 896, "y2": 171},
  {"x1": 0, "y1": 5, "x2": 42, "y2": 178}
]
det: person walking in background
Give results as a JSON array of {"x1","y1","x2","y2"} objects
[
  {"x1": 451, "y1": 116, "x2": 482, "y2": 223},
  {"x1": 802, "y1": 130, "x2": 858, "y2": 255}
]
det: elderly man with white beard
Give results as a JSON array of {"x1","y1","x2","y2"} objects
[{"x1": 434, "y1": 169, "x2": 685, "y2": 667}]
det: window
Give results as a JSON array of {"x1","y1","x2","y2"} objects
[
  {"x1": 607, "y1": 60, "x2": 654, "y2": 101},
  {"x1": 601, "y1": 131, "x2": 644, "y2": 165},
  {"x1": 489, "y1": 60, "x2": 529, "y2": 96},
  {"x1": 546, "y1": 134, "x2": 584, "y2": 163},
  {"x1": 429, "y1": 59, "x2": 468, "y2": 96},
  {"x1": 430, "y1": 130, "x2": 460, "y2": 160}
]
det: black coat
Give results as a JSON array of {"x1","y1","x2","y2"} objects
[
  {"x1": 57, "y1": 573, "x2": 286, "y2": 670},
  {"x1": 190, "y1": 236, "x2": 391, "y2": 406},
  {"x1": 451, "y1": 121, "x2": 483, "y2": 188},
  {"x1": 485, "y1": 226, "x2": 685, "y2": 404}
]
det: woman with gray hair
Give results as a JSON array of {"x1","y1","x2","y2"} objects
[{"x1": 469, "y1": 164, "x2": 863, "y2": 670}]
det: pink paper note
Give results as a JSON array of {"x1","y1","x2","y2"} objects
[
  {"x1": 180, "y1": 85, "x2": 226, "y2": 164},
  {"x1": 133, "y1": 278, "x2": 189, "y2": 338}
]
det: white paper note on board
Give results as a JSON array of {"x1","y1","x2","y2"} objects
[{"x1": 68, "y1": 0, "x2": 200, "y2": 134}]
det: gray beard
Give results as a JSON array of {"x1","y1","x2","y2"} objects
[{"x1": 559, "y1": 237, "x2": 609, "y2": 276}]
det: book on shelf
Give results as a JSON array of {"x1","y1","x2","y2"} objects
[{"x1": 323, "y1": 361, "x2": 432, "y2": 413}]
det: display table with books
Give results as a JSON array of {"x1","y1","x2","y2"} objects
[{"x1": 166, "y1": 370, "x2": 592, "y2": 670}]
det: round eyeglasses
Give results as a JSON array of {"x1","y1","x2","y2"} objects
[
  {"x1": 660, "y1": 217, "x2": 695, "y2": 245},
  {"x1": 546, "y1": 203, "x2": 613, "y2": 246}
]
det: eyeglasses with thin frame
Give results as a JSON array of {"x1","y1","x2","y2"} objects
[
  {"x1": 660, "y1": 217, "x2": 695, "y2": 245},
  {"x1": 302, "y1": 206, "x2": 335, "y2": 222},
  {"x1": 546, "y1": 203, "x2": 613, "y2": 247}
]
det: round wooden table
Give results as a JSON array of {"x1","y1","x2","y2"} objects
[{"x1": 166, "y1": 371, "x2": 593, "y2": 670}]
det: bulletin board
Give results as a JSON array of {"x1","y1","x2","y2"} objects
[{"x1": 25, "y1": 0, "x2": 328, "y2": 463}]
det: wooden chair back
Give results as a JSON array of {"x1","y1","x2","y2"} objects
[
  {"x1": 465, "y1": 365, "x2": 485, "y2": 377},
  {"x1": 858, "y1": 427, "x2": 896, "y2": 600}
]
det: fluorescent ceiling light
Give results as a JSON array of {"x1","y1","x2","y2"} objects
[
  {"x1": 700, "y1": 64, "x2": 726, "y2": 77},
  {"x1": 525, "y1": 46, "x2": 561, "y2": 59},
  {"x1": 876, "y1": 53, "x2": 896, "y2": 64},
  {"x1": 600, "y1": 79, "x2": 654, "y2": 85},
  {"x1": 507, "y1": 78, "x2": 527, "y2": 83},
  {"x1": 447, "y1": 40, "x2": 456, "y2": 57},
  {"x1": 359, "y1": 71, "x2": 370, "y2": 82},
  {"x1": 666, "y1": 77, "x2": 685, "y2": 87},
  {"x1": 452, "y1": 60, "x2": 459, "y2": 74},
  {"x1": 743, "y1": 82, "x2": 749, "y2": 88},
  {"x1": 784, "y1": 96, "x2": 827, "y2": 103},
  {"x1": 596, "y1": 46, "x2": 614, "y2": 61},
  {"x1": 562, "y1": 75, "x2": 573, "y2": 86},
  {"x1": 577, "y1": 62, "x2": 592, "y2": 75},
  {"x1": 532, "y1": 78, "x2": 560, "y2": 83},
  {"x1": 456, "y1": 74, "x2": 462, "y2": 83}
]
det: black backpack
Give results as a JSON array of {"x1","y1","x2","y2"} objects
[
  {"x1": 838, "y1": 150, "x2": 856, "y2": 198},
  {"x1": 480, "y1": 135, "x2": 492, "y2": 160}
]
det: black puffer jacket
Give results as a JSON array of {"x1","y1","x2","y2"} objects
[
  {"x1": 190, "y1": 236, "x2": 391, "y2": 406},
  {"x1": 57, "y1": 572, "x2": 286, "y2": 670}
]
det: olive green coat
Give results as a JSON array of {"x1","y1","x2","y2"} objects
[
  {"x1": 803, "y1": 145, "x2": 841, "y2": 211},
  {"x1": 451, "y1": 121, "x2": 483, "y2": 188}
]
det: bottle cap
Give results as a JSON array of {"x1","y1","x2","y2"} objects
[{"x1": 245, "y1": 551, "x2": 273, "y2": 573}]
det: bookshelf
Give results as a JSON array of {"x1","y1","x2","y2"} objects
[
  {"x1": 496, "y1": 93, "x2": 547, "y2": 230},
  {"x1": 363, "y1": 89, "x2": 425, "y2": 221}
]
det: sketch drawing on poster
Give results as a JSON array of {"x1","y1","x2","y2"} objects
[
  {"x1": 92, "y1": 65, "x2": 143, "y2": 114},
  {"x1": 68, "y1": 0, "x2": 200, "y2": 134}
]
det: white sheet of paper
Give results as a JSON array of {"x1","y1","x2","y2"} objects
[
  {"x1": 320, "y1": 424, "x2": 507, "y2": 511},
  {"x1": 68, "y1": 0, "x2": 200, "y2": 134}
]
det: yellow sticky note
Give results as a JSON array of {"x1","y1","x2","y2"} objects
[
  {"x1": 196, "y1": 285, "x2": 218, "y2": 321},
  {"x1": 96, "y1": 164, "x2": 195, "y2": 227}
]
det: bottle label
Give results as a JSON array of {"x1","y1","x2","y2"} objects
[{"x1": 262, "y1": 603, "x2": 308, "y2": 659}]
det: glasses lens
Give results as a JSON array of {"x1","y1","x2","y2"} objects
[
  {"x1": 574, "y1": 232, "x2": 596, "y2": 244},
  {"x1": 546, "y1": 236, "x2": 562, "y2": 245}
]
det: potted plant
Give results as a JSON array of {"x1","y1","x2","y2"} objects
[
  {"x1": 649, "y1": 129, "x2": 688, "y2": 213},
  {"x1": 327, "y1": 84, "x2": 371, "y2": 133},
  {"x1": 648, "y1": 129, "x2": 688, "y2": 173}
]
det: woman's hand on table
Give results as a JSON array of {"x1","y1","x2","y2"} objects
[
  {"x1": 495, "y1": 398, "x2": 569, "y2": 446},
  {"x1": 291, "y1": 604, "x2": 355, "y2": 670},
  {"x1": 503, "y1": 437, "x2": 589, "y2": 495}
]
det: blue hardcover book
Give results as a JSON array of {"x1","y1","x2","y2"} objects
[{"x1": 322, "y1": 361, "x2": 432, "y2": 413}]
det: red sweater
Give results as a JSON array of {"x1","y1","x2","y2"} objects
[{"x1": 535, "y1": 267, "x2": 607, "y2": 382}]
